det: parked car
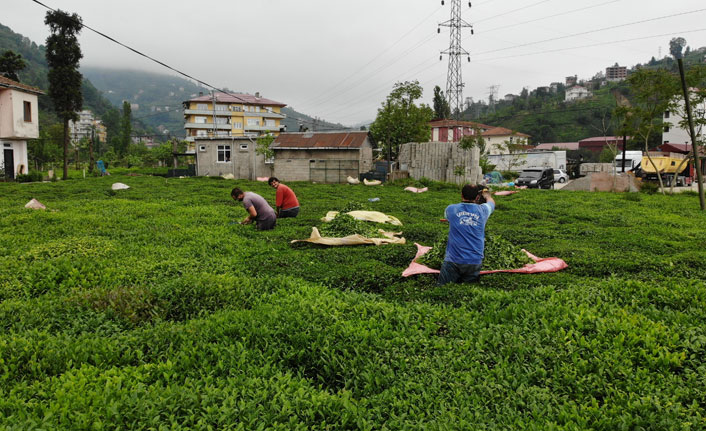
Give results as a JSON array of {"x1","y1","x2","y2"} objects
[
  {"x1": 553, "y1": 169, "x2": 569, "y2": 183},
  {"x1": 515, "y1": 167, "x2": 555, "y2": 189}
]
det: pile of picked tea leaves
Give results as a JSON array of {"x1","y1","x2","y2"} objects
[
  {"x1": 318, "y1": 213, "x2": 388, "y2": 239},
  {"x1": 417, "y1": 234, "x2": 533, "y2": 270}
]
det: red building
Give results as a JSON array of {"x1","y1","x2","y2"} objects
[
  {"x1": 578, "y1": 136, "x2": 627, "y2": 153},
  {"x1": 429, "y1": 120, "x2": 492, "y2": 142}
]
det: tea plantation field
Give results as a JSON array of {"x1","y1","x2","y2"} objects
[{"x1": 1, "y1": 175, "x2": 705, "y2": 430}]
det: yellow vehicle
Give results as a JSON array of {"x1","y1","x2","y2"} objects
[{"x1": 640, "y1": 152, "x2": 692, "y2": 186}]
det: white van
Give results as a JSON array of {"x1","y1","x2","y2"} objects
[{"x1": 614, "y1": 151, "x2": 642, "y2": 172}]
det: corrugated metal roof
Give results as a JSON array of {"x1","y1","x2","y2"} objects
[
  {"x1": 271, "y1": 131, "x2": 369, "y2": 149},
  {"x1": 185, "y1": 91, "x2": 286, "y2": 107},
  {"x1": 534, "y1": 142, "x2": 579, "y2": 150},
  {"x1": 0, "y1": 76, "x2": 44, "y2": 95},
  {"x1": 482, "y1": 126, "x2": 530, "y2": 138},
  {"x1": 429, "y1": 119, "x2": 492, "y2": 129}
]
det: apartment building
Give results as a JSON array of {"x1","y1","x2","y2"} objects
[
  {"x1": 606, "y1": 64, "x2": 627, "y2": 82},
  {"x1": 183, "y1": 92, "x2": 286, "y2": 146},
  {"x1": 68, "y1": 110, "x2": 107, "y2": 144},
  {"x1": 0, "y1": 76, "x2": 42, "y2": 179}
]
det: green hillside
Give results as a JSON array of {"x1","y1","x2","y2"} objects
[
  {"x1": 0, "y1": 23, "x2": 116, "y2": 130},
  {"x1": 465, "y1": 45, "x2": 706, "y2": 145}
]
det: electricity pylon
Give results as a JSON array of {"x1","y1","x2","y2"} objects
[{"x1": 438, "y1": 0, "x2": 473, "y2": 119}]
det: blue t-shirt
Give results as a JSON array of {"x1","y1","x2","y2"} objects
[{"x1": 444, "y1": 202, "x2": 495, "y2": 265}]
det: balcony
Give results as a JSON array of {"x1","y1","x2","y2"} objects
[
  {"x1": 244, "y1": 124, "x2": 284, "y2": 132},
  {"x1": 184, "y1": 123, "x2": 232, "y2": 130},
  {"x1": 184, "y1": 109, "x2": 231, "y2": 116},
  {"x1": 243, "y1": 111, "x2": 286, "y2": 119}
]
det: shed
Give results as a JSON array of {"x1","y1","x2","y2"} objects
[{"x1": 270, "y1": 131, "x2": 373, "y2": 183}]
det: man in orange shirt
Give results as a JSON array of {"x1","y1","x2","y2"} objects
[{"x1": 268, "y1": 177, "x2": 300, "y2": 218}]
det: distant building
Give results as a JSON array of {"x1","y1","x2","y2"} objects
[
  {"x1": 565, "y1": 75, "x2": 578, "y2": 86},
  {"x1": 578, "y1": 136, "x2": 627, "y2": 153},
  {"x1": 662, "y1": 92, "x2": 705, "y2": 146},
  {"x1": 504, "y1": 94, "x2": 517, "y2": 102},
  {"x1": 183, "y1": 92, "x2": 287, "y2": 149},
  {"x1": 550, "y1": 82, "x2": 562, "y2": 93},
  {"x1": 68, "y1": 110, "x2": 106, "y2": 144},
  {"x1": 606, "y1": 64, "x2": 627, "y2": 82},
  {"x1": 0, "y1": 76, "x2": 43, "y2": 179},
  {"x1": 429, "y1": 119, "x2": 491, "y2": 143},
  {"x1": 483, "y1": 127, "x2": 531, "y2": 155},
  {"x1": 565, "y1": 85, "x2": 591, "y2": 102}
]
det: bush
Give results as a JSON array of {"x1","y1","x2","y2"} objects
[
  {"x1": 640, "y1": 181, "x2": 660, "y2": 194},
  {"x1": 15, "y1": 171, "x2": 44, "y2": 183}
]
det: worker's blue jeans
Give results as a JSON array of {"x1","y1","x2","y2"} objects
[{"x1": 437, "y1": 261, "x2": 482, "y2": 285}]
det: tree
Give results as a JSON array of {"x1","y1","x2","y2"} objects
[
  {"x1": 669, "y1": 37, "x2": 686, "y2": 59},
  {"x1": 116, "y1": 101, "x2": 132, "y2": 157},
  {"x1": 432, "y1": 85, "x2": 451, "y2": 120},
  {"x1": 369, "y1": 81, "x2": 433, "y2": 160},
  {"x1": 255, "y1": 133, "x2": 275, "y2": 174},
  {"x1": 459, "y1": 127, "x2": 494, "y2": 173},
  {"x1": 616, "y1": 68, "x2": 679, "y2": 193},
  {"x1": 45, "y1": 10, "x2": 83, "y2": 180},
  {"x1": 0, "y1": 50, "x2": 26, "y2": 81}
]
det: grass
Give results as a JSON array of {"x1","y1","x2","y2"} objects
[{"x1": 0, "y1": 175, "x2": 705, "y2": 430}]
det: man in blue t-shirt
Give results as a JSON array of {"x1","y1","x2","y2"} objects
[{"x1": 438, "y1": 184, "x2": 495, "y2": 285}]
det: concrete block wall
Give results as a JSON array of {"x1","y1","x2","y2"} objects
[{"x1": 398, "y1": 142, "x2": 482, "y2": 184}]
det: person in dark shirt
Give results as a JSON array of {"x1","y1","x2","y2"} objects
[{"x1": 231, "y1": 187, "x2": 277, "y2": 231}]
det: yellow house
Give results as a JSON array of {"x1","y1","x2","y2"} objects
[{"x1": 183, "y1": 92, "x2": 286, "y2": 147}]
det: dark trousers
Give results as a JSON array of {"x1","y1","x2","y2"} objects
[
  {"x1": 437, "y1": 261, "x2": 482, "y2": 285},
  {"x1": 256, "y1": 217, "x2": 276, "y2": 231},
  {"x1": 279, "y1": 206, "x2": 300, "y2": 218}
]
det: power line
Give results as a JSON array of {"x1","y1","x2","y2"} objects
[
  {"x1": 30, "y1": 0, "x2": 350, "y2": 132},
  {"x1": 471, "y1": 7, "x2": 706, "y2": 57},
  {"x1": 476, "y1": 27, "x2": 706, "y2": 62},
  {"x1": 474, "y1": 0, "x2": 551, "y2": 24}
]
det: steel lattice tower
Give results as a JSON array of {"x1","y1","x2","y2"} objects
[{"x1": 439, "y1": 0, "x2": 473, "y2": 119}]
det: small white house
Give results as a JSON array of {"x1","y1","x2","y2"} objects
[
  {"x1": 0, "y1": 76, "x2": 42, "y2": 179},
  {"x1": 565, "y1": 85, "x2": 591, "y2": 102}
]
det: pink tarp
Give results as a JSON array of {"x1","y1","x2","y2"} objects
[
  {"x1": 404, "y1": 186, "x2": 429, "y2": 193},
  {"x1": 402, "y1": 242, "x2": 568, "y2": 277},
  {"x1": 493, "y1": 190, "x2": 519, "y2": 196}
]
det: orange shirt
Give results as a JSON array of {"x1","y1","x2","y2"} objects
[{"x1": 275, "y1": 184, "x2": 299, "y2": 210}]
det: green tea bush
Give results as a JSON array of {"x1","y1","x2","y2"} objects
[{"x1": 1, "y1": 176, "x2": 705, "y2": 429}]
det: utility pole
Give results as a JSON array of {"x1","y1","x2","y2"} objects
[{"x1": 438, "y1": 0, "x2": 473, "y2": 119}]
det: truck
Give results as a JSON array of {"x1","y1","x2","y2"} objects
[
  {"x1": 639, "y1": 152, "x2": 692, "y2": 187},
  {"x1": 614, "y1": 150, "x2": 643, "y2": 172}
]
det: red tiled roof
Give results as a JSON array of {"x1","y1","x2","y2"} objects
[
  {"x1": 429, "y1": 119, "x2": 493, "y2": 129},
  {"x1": 272, "y1": 131, "x2": 369, "y2": 149},
  {"x1": 482, "y1": 126, "x2": 530, "y2": 138},
  {"x1": 186, "y1": 91, "x2": 286, "y2": 107},
  {"x1": 534, "y1": 142, "x2": 579, "y2": 150},
  {"x1": 0, "y1": 76, "x2": 44, "y2": 95}
]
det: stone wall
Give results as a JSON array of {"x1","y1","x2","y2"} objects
[{"x1": 398, "y1": 142, "x2": 483, "y2": 184}]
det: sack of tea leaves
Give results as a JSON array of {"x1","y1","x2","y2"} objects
[{"x1": 417, "y1": 234, "x2": 533, "y2": 270}]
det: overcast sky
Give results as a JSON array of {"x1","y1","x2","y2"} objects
[{"x1": 5, "y1": 0, "x2": 706, "y2": 125}]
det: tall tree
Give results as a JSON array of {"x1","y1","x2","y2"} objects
[
  {"x1": 432, "y1": 85, "x2": 451, "y2": 120},
  {"x1": 116, "y1": 101, "x2": 132, "y2": 157},
  {"x1": 669, "y1": 37, "x2": 686, "y2": 59},
  {"x1": 45, "y1": 10, "x2": 83, "y2": 180},
  {"x1": 0, "y1": 50, "x2": 26, "y2": 82},
  {"x1": 369, "y1": 81, "x2": 433, "y2": 160}
]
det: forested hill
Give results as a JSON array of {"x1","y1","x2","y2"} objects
[
  {"x1": 0, "y1": 22, "x2": 115, "y2": 129},
  {"x1": 81, "y1": 67, "x2": 349, "y2": 135},
  {"x1": 465, "y1": 45, "x2": 706, "y2": 144}
]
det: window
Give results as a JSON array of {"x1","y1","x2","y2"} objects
[
  {"x1": 197, "y1": 103, "x2": 208, "y2": 110},
  {"x1": 215, "y1": 117, "x2": 228, "y2": 124},
  {"x1": 247, "y1": 119, "x2": 260, "y2": 126},
  {"x1": 239, "y1": 144, "x2": 249, "y2": 151},
  {"x1": 233, "y1": 122, "x2": 243, "y2": 129},
  {"x1": 196, "y1": 130, "x2": 207, "y2": 137},
  {"x1": 664, "y1": 126, "x2": 670, "y2": 132},
  {"x1": 215, "y1": 104, "x2": 228, "y2": 111},
  {"x1": 217, "y1": 145, "x2": 231, "y2": 162},
  {"x1": 265, "y1": 119, "x2": 275, "y2": 128},
  {"x1": 23, "y1": 101, "x2": 32, "y2": 122},
  {"x1": 195, "y1": 116, "x2": 207, "y2": 124},
  {"x1": 664, "y1": 111, "x2": 670, "y2": 118}
]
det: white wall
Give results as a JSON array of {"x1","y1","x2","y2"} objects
[
  {"x1": 1, "y1": 140, "x2": 29, "y2": 177},
  {"x1": 0, "y1": 89, "x2": 39, "y2": 140},
  {"x1": 663, "y1": 98, "x2": 704, "y2": 146},
  {"x1": 488, "y1": 150, "x2": 566, "y2": 172}
]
